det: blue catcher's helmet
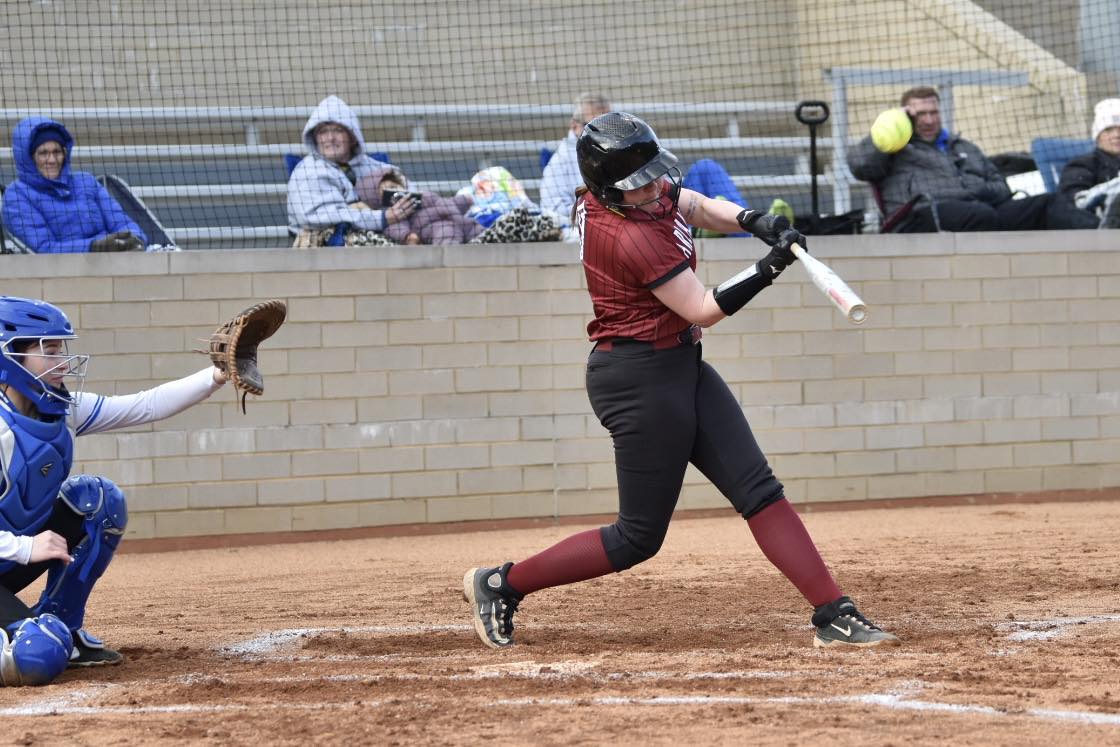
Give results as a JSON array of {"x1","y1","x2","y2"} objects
[
  {"x1": 0, "y1": 614, "x2": 74, "y2": 686},
  {"x1": 0, "y1": 296, "x2": 88, "y2": 416}
]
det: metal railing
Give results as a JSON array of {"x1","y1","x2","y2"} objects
[
  {"x1": 0, "y1": 101, "x2": 856, "y2": 246},
  {"x1": 0, "y1": 101, "x2": 799, "y2": 145}
]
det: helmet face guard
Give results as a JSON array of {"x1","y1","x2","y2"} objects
[
  {"x1": 577, "y1": 112, "x2": 680, "y2": 216},
  {"x1": 613, "y1": 167, "x2": 683, "y2": 221},
  {"x1": 0, "y1": 297, "x2": 87, "y2": 416},
  {"x1": 2, "y1": 337, "x2": 88, "y2": 410}
]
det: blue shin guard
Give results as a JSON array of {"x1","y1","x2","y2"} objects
[
  {"x1": 33, "y1": 475, "x2": 128, "y2": 632},
  {"x1": 0, "y1": 614, "x2": 73, "y2": 686}
]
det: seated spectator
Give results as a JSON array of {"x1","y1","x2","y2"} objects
[
  {"x1": 2, "y1": 117, "x2": 146, "y2": 253},
  {"x1": 286, "y1": 95, "x2": 417, "y2": 247},
  {"x1": 848, "y1": 86, "x2": 1097, "y2": 232},
  {"x1": 539, "y1": 93, "x2": 611, "y2": 241},
  {"x1": 355, "y1": 164, "x2": 482, "y2": 245},
  {"x1": 1058, "y1": 98, "x2": 1120, "y2": 229}
]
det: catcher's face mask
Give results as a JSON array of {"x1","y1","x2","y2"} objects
[{"x1": 1, "y1": 336, "x2": 89, "y2": 413}]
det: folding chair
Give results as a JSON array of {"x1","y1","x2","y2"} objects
[
  {"x1": 871, "y1": 183, "x2": 939, "y2": 233},
  {"x1": 1030, "y1": 138, "x2": 1092, "y2": 193},
  {"x1": 97, "y1": 175, "x2": 177, "y2": 248},
  {"x1": 0, "y1": 185, "x2": 33, "y2": 254}
]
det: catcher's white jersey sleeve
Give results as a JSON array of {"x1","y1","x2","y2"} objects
[
  {"x1": 68, "y1": 367, "x2": 224, "y2": 437},
  {"x1": 0, "y1": 530, "x2": 33, "y2": 564}
]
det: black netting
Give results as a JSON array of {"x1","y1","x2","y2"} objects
[{"x1": 0, "y1": 1, "x2": 1116, "y2": 249}]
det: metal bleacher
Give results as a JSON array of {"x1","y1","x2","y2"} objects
[{"x1": 0, "y1": 102, "x2": 854, "y2": 250}]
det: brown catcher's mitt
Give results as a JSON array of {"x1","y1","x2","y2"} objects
[{"x1": 205, "y1": 299, "x2": 287, "y2": 412}]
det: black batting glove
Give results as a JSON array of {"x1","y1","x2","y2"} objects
[
  {"x1": 737, "y1": 209, "x2": 790, "y2": 246},
  {"x1": 756, "y1": 229, "x2": 805, "y2": 280}
]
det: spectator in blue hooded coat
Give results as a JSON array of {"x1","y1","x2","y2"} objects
[{"x1": 2, "y1": 117, "x2": 146, "y2": 254}]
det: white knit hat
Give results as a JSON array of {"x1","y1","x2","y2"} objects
[{"x1": 1092, "y1": 98, "x2": 1120, "y2": 142}]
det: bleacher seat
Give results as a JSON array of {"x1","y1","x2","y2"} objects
[
  {"x1": 283, "y1": 151, "x2": 391, "y2": 178},
  {"x1": 1031, "y1": 138, "x2": 1092, "y2": 193}
]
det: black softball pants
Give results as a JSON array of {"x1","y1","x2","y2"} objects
[{"x1": 586, "y1": 341, "x2": 784, "y2": 572}]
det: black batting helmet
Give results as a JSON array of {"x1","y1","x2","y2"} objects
[{"x1": 576, "y1": 112, "x2": 678, "y2": 206}]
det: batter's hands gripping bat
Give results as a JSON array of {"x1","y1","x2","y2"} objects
[{"x1": 789, "y1": 243, "x2": 868, "y2": 324}]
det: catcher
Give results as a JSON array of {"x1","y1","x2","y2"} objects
[{"x1": 0, "y1": 297, "x2": 284, "y2": 686}]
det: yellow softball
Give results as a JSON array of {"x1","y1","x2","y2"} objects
[{"x1": 870, "y1": 108, "x2": 913, "y2": 154}]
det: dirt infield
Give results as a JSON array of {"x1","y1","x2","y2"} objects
[{"x1": 3, "y1": 500, "x2": 1119, "y2": 745}]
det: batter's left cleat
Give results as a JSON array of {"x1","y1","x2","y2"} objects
[
  {"x1": 68, "y1": 628, "x2": 124, "y2": 668},
  {"x1": 463, "y1": 562, "x2": 523, "y2": 649},
  {"x1": 811, "y1": 596, "x2": 900, "y2": 649}
]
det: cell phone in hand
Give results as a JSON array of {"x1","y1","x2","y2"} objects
[{"x1": 382, "y1": 190, "x2": 423, "y2": 208}]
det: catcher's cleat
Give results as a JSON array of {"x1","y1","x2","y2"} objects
[
  {"x1": 811, "y1": 596, "x2": 900, "y2": 649},
  {"x1": 68, "y1": 629, "x2": 124, "y2": 668},
  {"x1": 463, "y1": 563, "x2": 523, "y2": 649}
]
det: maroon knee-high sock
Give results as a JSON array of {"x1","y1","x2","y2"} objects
[
  {"x1": 747, "y1": 498, "x2": 841, "y2": 607},
  {"x1": 505, "y1": 528, "x2": 614, "y2": 596}
]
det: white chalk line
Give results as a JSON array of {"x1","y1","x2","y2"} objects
[
  {"x1": 219, "y1": 624, "x2": 470, "y2": 657},
  {"x1": 995, "y1": 614, "x2": 1120, "y2": 642},
  {"x1": 5, "y1": 678, "x2": 1119, "y2": 728},
  {"x1": 988, "y1": 614, "x2": 1120, "y2": 656},
  {"x1": 218, "y1": 624, "x2": 813, "y2": 663},
  {"x1": 1, "y1": 698, "x2": 384, "y2": 717},
  {"x1": 0, "y1": 668, "x2": 812, "y2": 718},
  {"x1": 220, "y1": 615, "x2": 1120, "y2": 664},
  {"x1": 493, "y1": 690, "x2": 1120, "y2": 727},
  {"x1": 165, "y1": 668, "x2": 802, "y2": 685}
]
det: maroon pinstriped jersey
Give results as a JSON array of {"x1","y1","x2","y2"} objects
[{"x1": 576, "y1": 183, "x2": 697, "y2": 343}]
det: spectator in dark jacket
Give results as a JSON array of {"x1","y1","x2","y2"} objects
[
  {"x1": 849, "y1": 86, "x2": 1097, "y2": 232},
  {"x1": 1058, "y1": 98, "x2": 1120, "y2": 229},
  {"x1": 2, "y1": 117, "x2": 146, "y2": 253}
]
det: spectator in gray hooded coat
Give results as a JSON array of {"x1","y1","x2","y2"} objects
[{"x1": 286, "y1": 95, "x2": 417, "y2": 241}]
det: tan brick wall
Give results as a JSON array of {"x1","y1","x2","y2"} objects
[{"x1": 9, "y1": 231, "x2": 1117, "y2": 540}]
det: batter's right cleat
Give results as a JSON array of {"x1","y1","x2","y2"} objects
[
  {"x1": 811, "y1": 596, "x2": 900, "y2": 649},
  {"x1": 463, "y1": 562, "x2": 523, "y2": 649},
  {"x1": 68, "y1": 628, "x2": 124, "y2": 668}
]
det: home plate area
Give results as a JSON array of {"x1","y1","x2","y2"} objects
[
  {"x1": 2, "y1": 504, "x2": 1119, "y2": 744},
  {"x1": 4, "y1": 614, "x2": 1119, "y2": 744}
]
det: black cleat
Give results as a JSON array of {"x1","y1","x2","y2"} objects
[
  {"x1": 463, "y1": 563, "x2": 522, "y2": 649},
  {"x1": 68, "y1": 628, "x2": 124, "y2": 668},
  {"x1": 812, "y1": 596, "x2": 900, "y2": 649}
]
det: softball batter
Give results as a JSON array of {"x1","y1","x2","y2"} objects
[{"x1": 464, "y1": 112, "x2": 898, "y2": 651}]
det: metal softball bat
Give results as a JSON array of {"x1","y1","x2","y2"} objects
[{"x1": 789, "y1": 243, "x2": 868, "y2": 324}]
